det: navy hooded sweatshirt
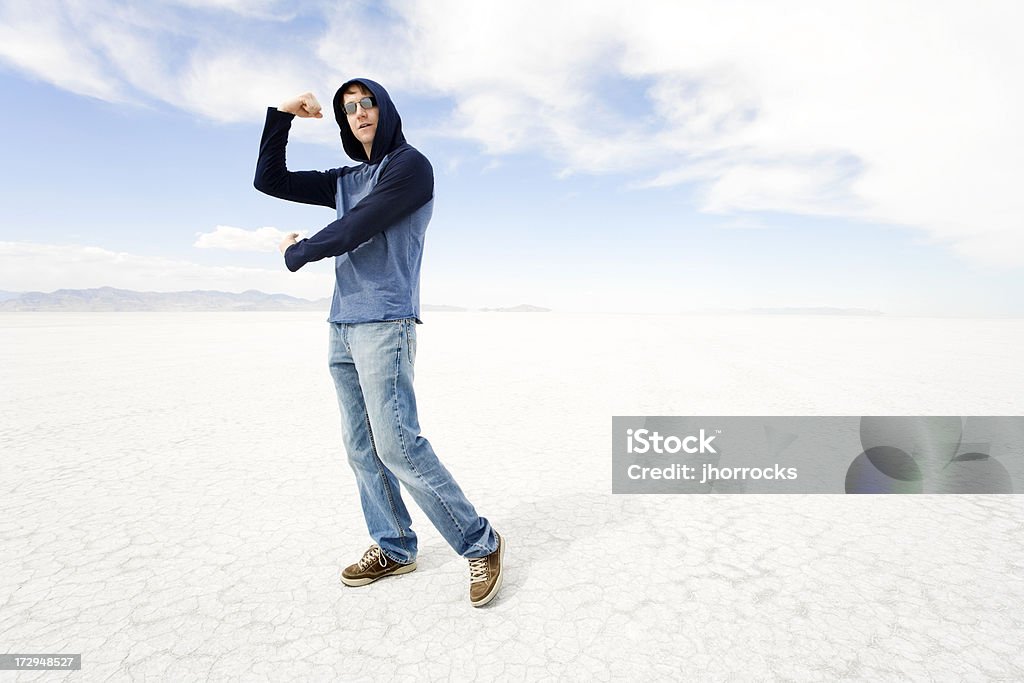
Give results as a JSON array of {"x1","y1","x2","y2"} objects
[{"x1": 254, "y1": 78, "x2": 434, "y2": 323}]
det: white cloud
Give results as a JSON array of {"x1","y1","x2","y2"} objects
[
  {"x1": 194, "y1": 225, "x2": 306, "y2": 252},
  {"x1": 0, "y1": 241, "x2": 333, "y2": 300},
  {"x1": 318, "y1": 0, "x2": 1024, "y2": 268},
  {"x1": 176, "y1": 49, "x2": 311, "y2": 124},
  {"x1": 1, "y1": 1, "x2": 1023, "y2": 267},
  {"x1": 0, "y1": 0, "x2": 125, "y2": 101}
]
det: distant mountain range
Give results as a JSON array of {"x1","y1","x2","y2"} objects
[
  {"x1": 0, "y1": 288, "x2": 550, "y2": 313},
  {"x1": 0, "y1": 287, "x2": 331, "y2": 311},
  {"x1": 0, "y1": 288, "x2": 883, "y2": 316}
]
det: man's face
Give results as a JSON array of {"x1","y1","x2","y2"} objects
[{"x1": 344, "y1": 87, "x2": 378, "y2": 150}]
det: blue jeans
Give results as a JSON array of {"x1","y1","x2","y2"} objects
[{"x1": 328, "y1": 318, "x2": 497, "y2": 564}]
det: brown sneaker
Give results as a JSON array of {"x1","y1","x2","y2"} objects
[
  {"x1": 340, "y1": 545, "x2": 416, "y2": 587},
  {"x1": 468, "y1": 532, "x2": 504, "y2": 607}
]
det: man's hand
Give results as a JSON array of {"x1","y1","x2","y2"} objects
[
  {"x1": 278, "y1": 92, "x2": 323, "y2": 118},
  {"x1": 279, "y1": 232, "x2": 300, "y2": 255}
]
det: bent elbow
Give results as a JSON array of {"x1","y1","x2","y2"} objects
[{"x1": 253, "y1": 167, "x2": 281, "y2": 196}]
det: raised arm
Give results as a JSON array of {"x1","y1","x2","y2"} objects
[
  {"x1": 254, "y1": 93, "x2": 339, "y2": 208},
  {"x1": 283, "y1": 146, "x2": 433, "y2": 272}
]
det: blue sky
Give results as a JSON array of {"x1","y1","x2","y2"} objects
[{"x1": 1, "y1": 1, "x2": 1022, "y2": 315}]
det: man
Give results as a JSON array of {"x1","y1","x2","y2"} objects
[{"x1": 254, "y1": 79, "x2": 504, "y2": 607}]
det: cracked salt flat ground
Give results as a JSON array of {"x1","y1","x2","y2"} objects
[{"x1": 1, "y1": 311, "x2": 1023, "y2": 681}]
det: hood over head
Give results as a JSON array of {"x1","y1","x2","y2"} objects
[{"x1": 333, "y1": 78, "x2": 406, "y2": 164}]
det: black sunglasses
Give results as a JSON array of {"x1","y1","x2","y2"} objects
[{"x1": 342, "y1": 97, "x2": 376, "y2": 115}]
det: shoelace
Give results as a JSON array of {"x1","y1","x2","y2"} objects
[
  {"x1": 468, "y1": 556, "x2": 489, "y2": 584},
  {"x1": 357, "y1": 545, "x2": 387, "y2": 571}
]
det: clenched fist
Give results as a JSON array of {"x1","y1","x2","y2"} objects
[
  {"x1": 279, "y1": 232, "x2": 300, "y2": 254},
  {"x1": 278, "y1": 92, "x2": 323, "y2": 118}
]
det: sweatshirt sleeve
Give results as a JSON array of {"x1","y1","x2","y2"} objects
[
  {"x1": 253, "y1": 107, "x2": 339, "y2": 208},
  {"x1": 283, "y1": 147, "x2": 433, "y2": 272}
]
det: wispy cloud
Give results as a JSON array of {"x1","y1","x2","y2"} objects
[
  {"x1": 0, "y1": 241, "x2": 332, "y2": 299},
  {"x1": 194, "y1": 225, "x2": 305, "y2": 252},
  {"x1": 164, "y1": 0, "x2": 297, "y2": 21},
  {"x1": 2, "y1": 1, "x2": 1023, "y2": 267},
  {"x1": 319, "y1": 1, "x2": 1024, "y2": 268},
  {"x1": 0, "y1": 0, "x2": 125, "y2": 102}
]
